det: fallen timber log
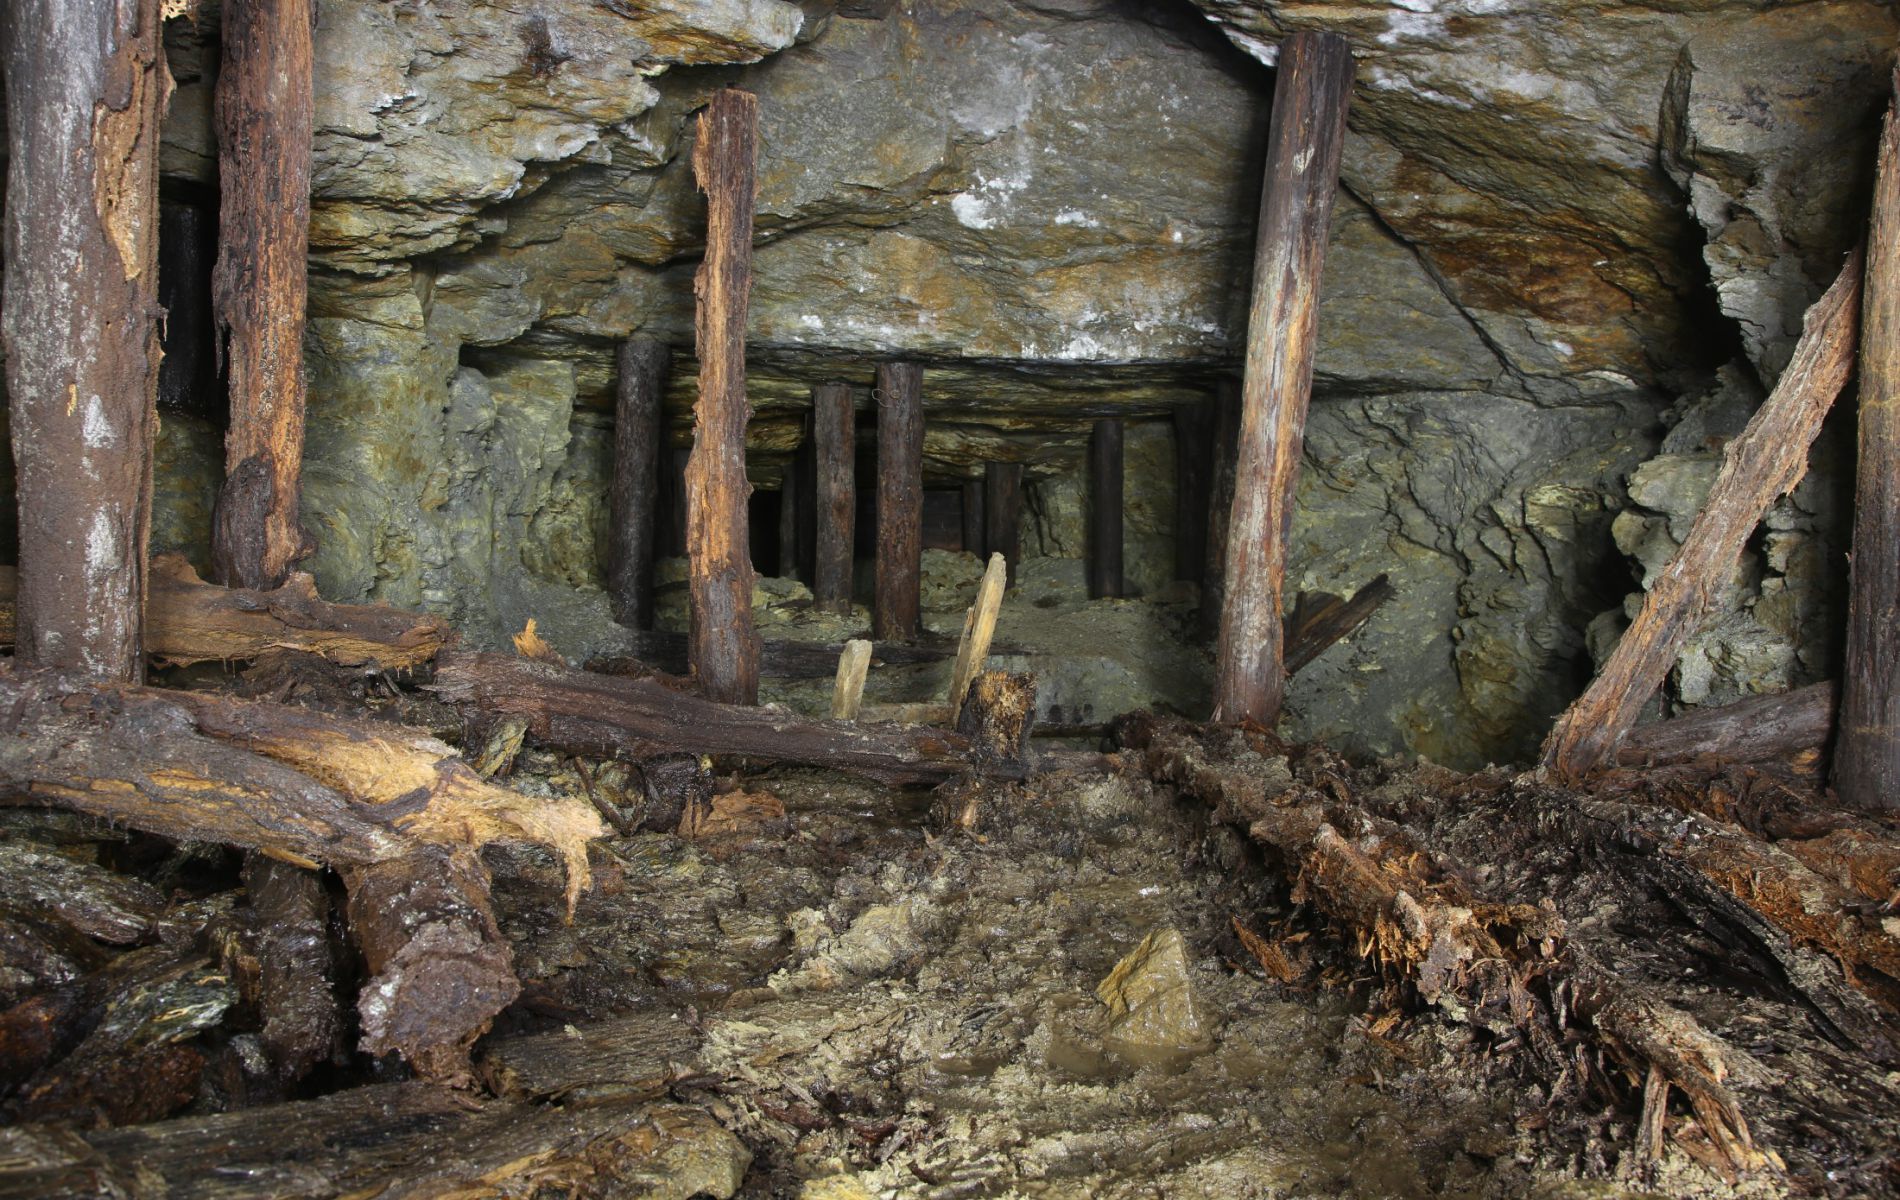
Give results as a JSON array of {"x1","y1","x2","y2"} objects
[
  {"x1": 1615, "y1": 681, "x2": 1836, "y2": 769},
  {"x1": 0, "y1": 554, "x2": 451, "y2": 671},
  {"x1": 0, "y1": 667, "x2": 602, "y2": 1081},
  {"x1": 1118, "y1": 715, "x2": 1782, "y2": 1173},
  {"x1": 432, "y1": 650, "x2": 1035, "y2": 783}
]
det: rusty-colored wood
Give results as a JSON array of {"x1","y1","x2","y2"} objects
[
  {"x1": 813, "y1": 382, "x2": 856, "y2": 614},
  {"x1": 608, "y1": 337, "x2": 668, "y2": 630},
  {"x1": 1, "y1": 0, "x2": 168, "y2": 679},
  {"x1": 1088, "y1": 418, "x2": 1124, "y2": 600},
  {"x1": 1838, "y1": 71, "x2": 1900, "y2": 813},
  {"x1": 1212, "y1": 32, "x2": 1354, "y2": 727},
  {"x1": 685, "y1": 89, "x2": 761, "y2": 705},
  {"x1": 874, "y1": 362, "x2": 924, "y2": 641},
  {"x1": 210, "y1": 0, "x2": 317, "y2": 590},
  {"x1": 1541, "y1": 250, "x2": 1863, "y2": 781}
]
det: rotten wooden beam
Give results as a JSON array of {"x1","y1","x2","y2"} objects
[
  {"x1": 1212, "y1": 31, "x2": 1354, "y2": 727},
  {"x1": 432, "y1": 650, "x2": 1034, "y2": 783},
  {"x1": 1, "y1": 0, "x2": 168, "y2": 679},
  {"x1": 1541, "y1": 249, "x2": 1864, "y2": 781},
  {"x1": 985, "y1": 461, "x2": 1024, "y2": 588},
  {"x1": 608, "y1": 337, "x2": 668, "y2": 630},
  {"x1": 874, "y1": 362, "x2": 925, "y2": 641},
  {"x1": 0, "y1": 554, "x2": 452, "y2": 671},
  {"x1": 1283, "y1": 573, "x2": 1393, "y2": 675},
  {"x1": 1088, "y1": 418, "x2": 1124, "y2": 600},
  {"x1": 209, "y1": 0, "x2": 318, "y2": 591},
  {"x1": 812, "y1": 383, "x2": 857, "y2": 614},
  {"x1": 1616, "y1": 682, "x2": 1837, "y2": 770},
  {"x1": 686, "y1": 87, "x2": 761, "y2": 706},
  {"x1": 950, "y1": 552, "x2": 1009, "y2": 719},
  {"x1": 831, "y1": 639, "x2": 872, "y2": 721},
  {"x1": 1837, "y1": 70, "x2": 1900, "y2": 813}
]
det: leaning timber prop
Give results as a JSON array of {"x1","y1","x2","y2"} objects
[
  {"x1": 0, "y1": 666, "x2": 602, "y2": 1082},
  {"x1": 1837, "y1": 70, "x2": 1900, "y2": 813},
  {"x1": 1213, "y1": 32, "x2": 1354, "y2": 726},
  {"x1": 0, "y1": 554, "x2": 451, "y2": 670},
  {"x1": 1540, "y1": 248, "x2": 1863, "y2": 781}
]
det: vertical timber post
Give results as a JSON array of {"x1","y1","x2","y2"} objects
[
  {"x1": 1212, "y1": 32, "x2": 1353, "y2": 727},
  {"x1": 984, "y1": 462, "x2": 1023, "y2": 588},
  {"x1": 608, "y1": 337, "x2": 667, "y2": 629},
  {"x1": 1173, "y1": 397, "x2": 1214, "y2": 584},
  {"x1": 210, "y1": 0, "x2": 316, "y2": 590},
  {"x1": 812, "y1": 383, "x2": 855, "y2": 615},
  {"x1": 1, "y1": 0, "x2": 168, "y2": 679},
  {"x1": 1200, "y1": 378, "x2": 1241, "y2": 639},
  {"x1": 1088, "y1": 418, "x2": 1124, "y2": 599},
  {"x1": 1835, "y1": 70, "x2": 1900, "y2": 811},
  {"x1": 873, "y1": 362, "x2": 924, "y2": 642},
  {"x1": 962, "y1": 480, "x2": 986, "y2": 558},
  {"x1": 686, "y1": 88, "x2": 761, "y2": 706}
]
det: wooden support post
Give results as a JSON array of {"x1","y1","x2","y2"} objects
[
  {"x1": 950, "y1": 553, "x2": 1008, "y2": 719},
  {"x1": 1212, "y1": 32, "x2": 1354, "y2": 727},
  {"x1": 777, "y1": 440, "x2": 802, "y2": 581},
  {"x1": 984, "y1": 461, "x2": 1024, "y2": 587},
  {"x1": 608, "y1": 338, "x2": 667, "y2": 630},
  {"x1": 831, "y1": 639, "x2": 872, "y2": 721},
  {"x1": 210, "y1": 0, "x2": 317, "y2": 591},
  {"x1": 1201, "y1": 378, "x2": 1242, "y2": 639},
  {"x1": 1837, "y1": 71, "x2": 1900, "y2": 813},
  {"x1": 961, "y1": 480, "x2": 986, "y2": 557},
  {"x1": 685, "y1": 89, "x2": 761, "y2": 706},
  {"x1": 1173, "y1": 398, "x2": 1215, "y2": 584},
  {"x1": 1088, "y1": 418, "x2": 1124, "y2": 600},
  {"x1": 1, "y1": 0, "x2": 168, "y2": 679},
  {"x1": 1541, "y1": 250, "x2": 1863, "y2": 781},
  {"x1": 873, "y1": 362, "x2": 924, "y2": 642},
  {"x1": 812, "y1": 383, "x2": 856, "y2": 614}
]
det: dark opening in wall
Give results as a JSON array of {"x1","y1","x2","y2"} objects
[{"x1": 157, "y1": 183, "x2": 226, "y2": 425}]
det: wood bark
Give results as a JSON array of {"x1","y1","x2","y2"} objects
[
  {"x1": 985, "y1": 461, "x2": 1024, "y2": 588},
  {"x1": 608, "y1": 337, "x2": 668, "y2": 629},
  {"x1": 1837, "y1": 71, "x2": 1900, "y2": 812},
  {"x1": 1541, "y1": 250, "x2": 1864, "y2": 781},
  {"x1": 874, "y1": 362, "x2": 925, "y2": 641},
  {"x1": 1200, "y1": 378, "x2": 1242, "y2": 639},
  {"x1": 1616, "y1": 682, "x2": 1837, "y2": 769},
  {"x1": 955, "y1": 670, "x2": 1037, "y2": 767},
  {"x1": 209, "y1": 0, "x2": 316, "y2": 591},
  {"x1": 1088, "y1": 418, "x2": 1124, "y2": 600},
  {"x1": 240, "y1": 856, "x2": 338, "y2": 1086},
  {"x1": 1173, "y1": 398, "x2": 1215, "y2": 584},
  {"x1": 686, "y1": 89, "x2": 761, "y2": 706},
  {"x1": 1212, "y1": 32, "x2": 1354, "y2": 727},
  {"x1": 812, "y1": 383, "x2": 857, "y2": 614},
  {"x1": 0, "y1": 554, "x2": 452, "y2": 670},
  {"x1": 432, "y1": 650, "x2": 1034, "y2": 783},
  {"x1": 1, "y1": 0, "x2": 168, "y2": 679}
]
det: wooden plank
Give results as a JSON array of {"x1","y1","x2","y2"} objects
[
  {"x1": 1837, "y1": 70, "x2": 1900, "y2": 812},
  {"x1": 1, "y1": 0, "x2": 167, "y2": 679},
  {"x1": 686, "y1": 89, "x2": 762, "y2": 706},
  {"x1": 1212, "y1": 32, "x2": 1355, "y2": 727},
  {"x1": 1088, "y1": 418, "x2": 1125, "y2": 600},
  {"x1": 984, "y1": 461, "x2": 1024, "y2": 588},
  {"x1": 950, "y1": 553, "x2": 1008, "y2": 717},
  {"x1": 874, "y1": 362, "x2": 925, "y2": 641},
  {"x1": 1541, "y1": 249, "x2": 1863, "y2": 780},
  {"x1": 831, "y1": 638, "x2": 872, "y2": 721},
  {"x1": 1282, "y1": 573, "x2": 1393, "y2": 675},
  {"x1": 1173, "y1": 398, "x2": 1215, "y2": 584},
  {"x1": 209, "y1": 0, "x2": 318, "y2": 590},
  {"x1": 608, "y1": 337, "x2": 668, "y2": 630}
]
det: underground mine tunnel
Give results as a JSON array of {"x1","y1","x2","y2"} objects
[{"x1": 0, "y1": 0, "x2": 1897, "y2": 1195}]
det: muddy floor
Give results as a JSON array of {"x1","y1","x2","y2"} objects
[{"x1": 479, "y1": 749, "x2": 1836, "y2": 1199}]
